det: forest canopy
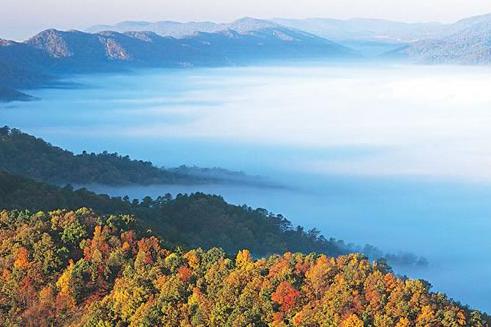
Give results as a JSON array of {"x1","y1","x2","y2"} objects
[
  {"x1": 0, "y1": 170, "x2": 345, "y2": 258},
  {"x1": 0, "y1": 209, "x2": 487, "y2": 326}
]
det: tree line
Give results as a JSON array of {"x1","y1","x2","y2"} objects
[{"x1": 0, "y1": 126, "x2": 216, "y2": 185}]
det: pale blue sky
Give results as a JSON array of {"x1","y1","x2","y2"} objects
[{"x1": 2, "y1": 0, "x2": 491, "y2": 40}]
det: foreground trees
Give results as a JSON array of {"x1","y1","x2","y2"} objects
[{"x1": 0, "y1": 209, "x2": 487, "y2": 326}]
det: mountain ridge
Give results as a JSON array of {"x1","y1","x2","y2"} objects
[
  {"x1": 87, "y1": 16, "x2": 445, "y2": 43},
  {"x1": 4, "y1": 13, "x2": 491, "y2": 102},
  {"x1": 0, "y1": 25, "x2": 353, "y2": 101},
  {"x1": 88, "y1": 15, "x2": 491, "y2": 63},
  {"x1": 87, "y1": 17, "x2": 296, "y2": 38}
]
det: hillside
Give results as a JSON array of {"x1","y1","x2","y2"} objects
[
  {"x1": 0, "y1": 25, "x2": 352, "y2": 101},
  {"x1": 0, "y1": 86, "x2": 33, "y2": 102},
  {"x1": 273, "y1": 18, "x2": 445, "y2": 43},
  {"x1": 0, "y1": 170, "x2": 345, "y2": 257},
  {"x1": 0, "y1": 208, "x2": 488, "y2": 326},
  {"x1": 273, "y1": 15, "x2": 491, "y2": 63},
  {"x1": 0, "y1": 127, "x2": 267, "y2": 186},
  {"x1": 23, "y1": 25, "x2": 351, "y2": 67},
  {"x1": 0, "y1": 52, "x2": 52, "y2": 92},
  {"x1": 389, "y1": 14, "x2": 491, "y2": 64},
  {"x1": 0, "y1": 170, "x2": 429, "y2": 267}
]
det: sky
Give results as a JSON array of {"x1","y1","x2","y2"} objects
[{"x1": 2, "y1": 0, "x2": 491, "y2": 40}]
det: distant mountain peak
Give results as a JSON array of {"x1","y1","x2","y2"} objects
[
  {"x1": 27, "y1": 29, "x2": 73, "y2": 58},
  {"x1": 28, "y1": 28, "x2": 64, "y2": 41}
]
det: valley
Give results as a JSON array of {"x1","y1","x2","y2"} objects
[
  {"x1": 2, "y1": 63, "x2": 491, "y2": 312},
  {"x1": 2, "y1": 7, "x2": 491, "y2": 323}
]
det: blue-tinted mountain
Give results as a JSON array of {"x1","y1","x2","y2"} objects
[
  {"x1": 272, "y1": 18, "x2": 445, "y2": 43},
  {"x1": 0, "y1": 25, "x2": 353, "y2": 101},
  {"x1": 389, "y1": 13, "x2": 491, "y2": 64},
  {"x1": 87, "y1": 17, "x2": 316, "y2": 38},
  {"x1": 87, "y1": 20, "x2": 224, "y2": 37},
  {"x1": 273, "y1": 15, "x2": 491, "y2": 62},
  {"x1": 271, "y1": 18, "x2": 446, "y2": 56},
  {"x1": 89, "y1": 17, "x2": 446, "y2": 57},
  {"x1": 0, "y1": 39, "x2": 53, "y2": 90}
]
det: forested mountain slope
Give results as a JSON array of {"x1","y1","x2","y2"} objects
[
  {"x1": 0, "y1": 209, "x2": 487, "y2": 326},
  {"x1": 0, "y1": 170, "x2": 345, "y2": 257},
  {"x1": 0, "y1": 170, "x2": 428, "y2": 266},
  {"x1": 0, "y1": 127, "x2": 265, "y2": 186}
]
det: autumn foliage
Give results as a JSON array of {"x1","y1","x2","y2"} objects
[
  {"x1": 272, "y1": 281, "x2": 301, "y2": 313},
  {"x1": 0, "y1": 209, "x2": 488, "y2": 326}
]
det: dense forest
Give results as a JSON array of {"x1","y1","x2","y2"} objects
[
  {"x1": 0, "y1": 209, "x2": 488, "y2": 326},
  {"x1": 0, "y1": 126, "x2": 259, "y2": 186},
  {"x1": 0, "y1": 170, "x2": 427, "y2": 266},
  {"x1": 0, "y1": 170, "x2": 344, "y2": 257},
  {"x1": 1, "y1": 127, "x2": 482, "y2": 324}
]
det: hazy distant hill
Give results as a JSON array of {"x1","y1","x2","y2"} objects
[
  {"x1": 272, "y1": 18, "x2": 445, "y2": 43},
  {"x1": 89, "y1": 17, "x2": 447, "y2": 56},
  {"x1": 271, "y1": 18, "x2": 446, "y2": 56},
  {"x1": 88, "y1": 17, "x2": 443, "y2": 43},
  {"x1": 88, "y1": 20, "x2": 222, "y2": 37},
  {"x1": 390, "y1": 13, "x2": 491, "y2": 64},
  {"x1": 0, "y1": 23, "x2": 352, "y2": 101},
  {"x1": 88, "y1": 17, "x2": 308, "y2": 38}
]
